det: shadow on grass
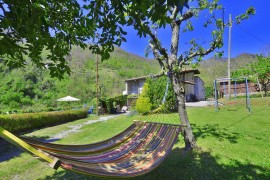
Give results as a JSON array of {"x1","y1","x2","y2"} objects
[
  {"x1": 191, "y1": 124, "x2": 240, "y2": 143},
  {"x1": 0, "y1": 135, "x2": 55, "y2": 163},
  {"x1": 43, "y1": 148, "x2": 269, "y2": 180},
  {"x1": 20, "y1": 135, "x2": 60, "y2": 143},
  {"x1": 0, "y1": 139, "x2": 23, "y2": 163}
]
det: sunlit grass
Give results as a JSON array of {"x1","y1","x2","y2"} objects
[{"x1": 0, "y1": 97, "x2": 269, "y2": 179}]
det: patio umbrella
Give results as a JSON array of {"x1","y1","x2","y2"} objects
[
  {"x1": 56, "y1": 96, "x2": 80, "y2": 102},
  {"x1": 56, "y1": 96, "x2": 80, "y2": 109}
]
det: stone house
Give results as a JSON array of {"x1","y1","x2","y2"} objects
[{"x1": 123, "y1": 69, "x2": 205, "y2": 106}]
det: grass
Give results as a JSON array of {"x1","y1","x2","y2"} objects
[{"x1": 0, "y1": 97, "x2": 270, "y2": 179}]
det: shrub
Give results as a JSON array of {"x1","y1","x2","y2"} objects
[
  {"x1": 136, "y1": 96, "x2": 152, "y2": 114},
  {"x1": 136, "y1": 83, "x2": 152, "y2": 114},
  {"x1": 0, "y1": 110, "x2": 87, "y2": 133},
  {"x1": 205, "y1": 86, "x2": 214, "y2": 99},
  {"x1": 99, "y1": 95, "x2": 127, "y2": 114},
  {"x1": 147, "y1": 76, "x2": 177, "y2": 111}
]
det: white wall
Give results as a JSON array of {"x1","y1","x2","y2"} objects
[
  {"x1": 194, "y1": 77, "x2": 205, "y2": 101},
  {"x1": 126, "y1": 79, "x2": 146, "y2": 95}
]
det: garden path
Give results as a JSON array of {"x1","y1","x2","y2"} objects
[{"x1": 48, "y1": 115, "x2": 121, "y2": 140}]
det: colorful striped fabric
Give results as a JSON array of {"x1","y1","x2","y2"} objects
[
  {"x1": 21, "y1": 121, "x2": 181, "y2": 178},
  {"x1": 21, "y1": 121, "x2": 145, "y2": 155}
]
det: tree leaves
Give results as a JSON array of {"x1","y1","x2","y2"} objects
[
  {"x1": 0, "y1": 0, "x2": 91, "y2": 79},
  {"x1": 236, "y1": 6, "x2": 256, "y2": 24},
  {"x1": 232, "y1": 55, "x2": 270, "y2": 89}
]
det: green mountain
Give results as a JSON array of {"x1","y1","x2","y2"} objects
[
  {"x1": 0, "y1": 47, "x2": 161, "y2": 113},
  {"x1": 199, "y1": 53, "x2": 257, "y2": 87}
]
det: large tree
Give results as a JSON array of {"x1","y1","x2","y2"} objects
[
  {"x1": 82, "y1": 0, "x2": 255, "y2": 150},
  {"x1": 1, "y1": 0, "x2": 255, "y2": 150}
]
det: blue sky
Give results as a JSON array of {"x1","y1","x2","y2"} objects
[{"x1": 120, "y1": 0, "x2": 270, "y2": 59}]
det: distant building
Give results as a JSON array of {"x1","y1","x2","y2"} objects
[
  {"x1": 218, "y1": 80, "x2": 257, "y2": 97},
  {"x1": 123, "y1": 69, "x2": 205, "y2": 106},
  {"x1": 123, "y1": 76, "x2": 147, "y2": 106},
  {"x1": 179, "y1": 69, "x2": 205, "y2": 102}
]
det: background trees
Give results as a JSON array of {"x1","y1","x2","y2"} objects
[{"x1": 232, "y1": 55, "x2": 270, "y2": 96}]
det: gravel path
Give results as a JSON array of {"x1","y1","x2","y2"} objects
[
  {"x1": 185, "y1": 101, "x2": 217, "y2": 107},
  {"x1": 0, "y1": 114, "x2": 122, "y2": 162},
  {"x1": 48, "y1": 115, "x2": 119, "y2": 140}
]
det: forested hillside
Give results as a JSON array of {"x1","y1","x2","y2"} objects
[
  {"x1": 0, "y1": 47, "x2": 160, "y2": 113},
  {"x1": 199, "y1": 53, "x2": 257, "y2": 87},
  {"x1": 0, "y1": 46, "x2": 257, "y2": 113}
]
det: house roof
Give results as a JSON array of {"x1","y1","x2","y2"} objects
[
  {"x1": 125, "y1": 76, "x2": 148, "y2": 82},
  {"x1": 179, "y1": 69, "x2": 200, "y2": 74}
]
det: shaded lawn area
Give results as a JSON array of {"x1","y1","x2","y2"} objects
[{"x1": 0, "y1": 98, "x2": 269, "y2": 179}]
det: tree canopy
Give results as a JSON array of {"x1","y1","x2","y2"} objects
[
  {"x1": 82, "y1": 0, "x2": 255, "y2": 72},
  {"x1": 1, "y1": 0, "x2": 255, "y2": 79},
  {"x1": 0, "y1": 0, "x2": 128, "y2": 78}
]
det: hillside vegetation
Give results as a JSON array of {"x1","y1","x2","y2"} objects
[
  {"x1": 0, "y1": 46, "x2": 257, "y2": 113},
  {"x1": 0, "y1": 47, "x2": 160, "y2": 113},
  {"x1": 199, "y1": 53, "x2": 257, "y2": 87}
]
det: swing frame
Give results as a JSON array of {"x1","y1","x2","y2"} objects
[{"x1": 213, "y1": 77, "x2": 251, "y2": 112}]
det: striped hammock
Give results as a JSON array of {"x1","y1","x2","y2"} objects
[{"x1": 1, "y1": 121, "x2": 182, "y2": 178}]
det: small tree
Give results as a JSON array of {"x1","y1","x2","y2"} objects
[
  {"x1": 136, "y1": 83, "x2": 152, "y2": 114},
  {"x1": 232, "y1": 55, "x2": 270, "y2": 96}
]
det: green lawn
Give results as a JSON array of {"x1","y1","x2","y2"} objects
[{"x1": 0, "y1": 97, "x2": 269, "y2": 179}]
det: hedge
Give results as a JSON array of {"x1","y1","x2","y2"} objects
[{"x1": 0, "y1": 110, "x2": 88, "y2": 133}]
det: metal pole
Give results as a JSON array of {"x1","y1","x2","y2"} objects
[
  {"x1": 96, "y1": 53, "x2": 99, "y2": 115},
  {"x1": 95, "y1": 33, "x2": 100, "y2": 116},
  {"x1": 214, "y1": 80, "x2": 219, "y2": 111},
  {"x1": 245, "y1": 78, "x2": 251, "y2": 112},
  {"x1": 228, "y1": 14, "x2": 232, "y2": 99}
]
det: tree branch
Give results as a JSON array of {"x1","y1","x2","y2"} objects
[
  {"x1": 149, "y1": 41, "x2": 166, "y2": 71},
  {"x1": 179, "y1": 38, "x2": 221, "y2": 67},
  {"x1": 170, "y1": 6, "x2": 179, "y2": 20},
  {"x1": 146, "y1": 27, "x2": 169, "y2": 61},
  {"x1": 176, "y1": 11, "x2": 194, "y2": 24}
]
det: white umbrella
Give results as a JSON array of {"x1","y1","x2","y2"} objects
[{"x1": 56, "y1": 96, "x2": 80, "y2": 102}]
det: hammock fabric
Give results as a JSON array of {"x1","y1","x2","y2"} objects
[{"x1": 21, "y1": 121, "x2": 182, "y2": 178}]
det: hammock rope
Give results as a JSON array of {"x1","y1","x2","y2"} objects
[{"x1": 0, "y1": 121, "x2": 183, "y2": 178}]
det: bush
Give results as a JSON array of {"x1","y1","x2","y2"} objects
[
  {"x1": 136, "y1": 96, "x2": 152, "y2": 114},
  {"x1": 0, "y1": 110, "x2": 87, "y2": 133},
  {"x1": 147, "y1": 76, "x2": 177, "y2": 111},
  {"x1": 205, "y1": 86, "x2": 214, "y2": 99},
  {"x1": 136, "y1": 83, "x2": 152, "y2": 114}
]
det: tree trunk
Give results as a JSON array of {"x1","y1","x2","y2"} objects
[
  {"x1": 171, "y1": 73, "x2": 197, "y2": 150},
  {"x1": 167, "y1": 18, "x2": 197, "y2": 150}
]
